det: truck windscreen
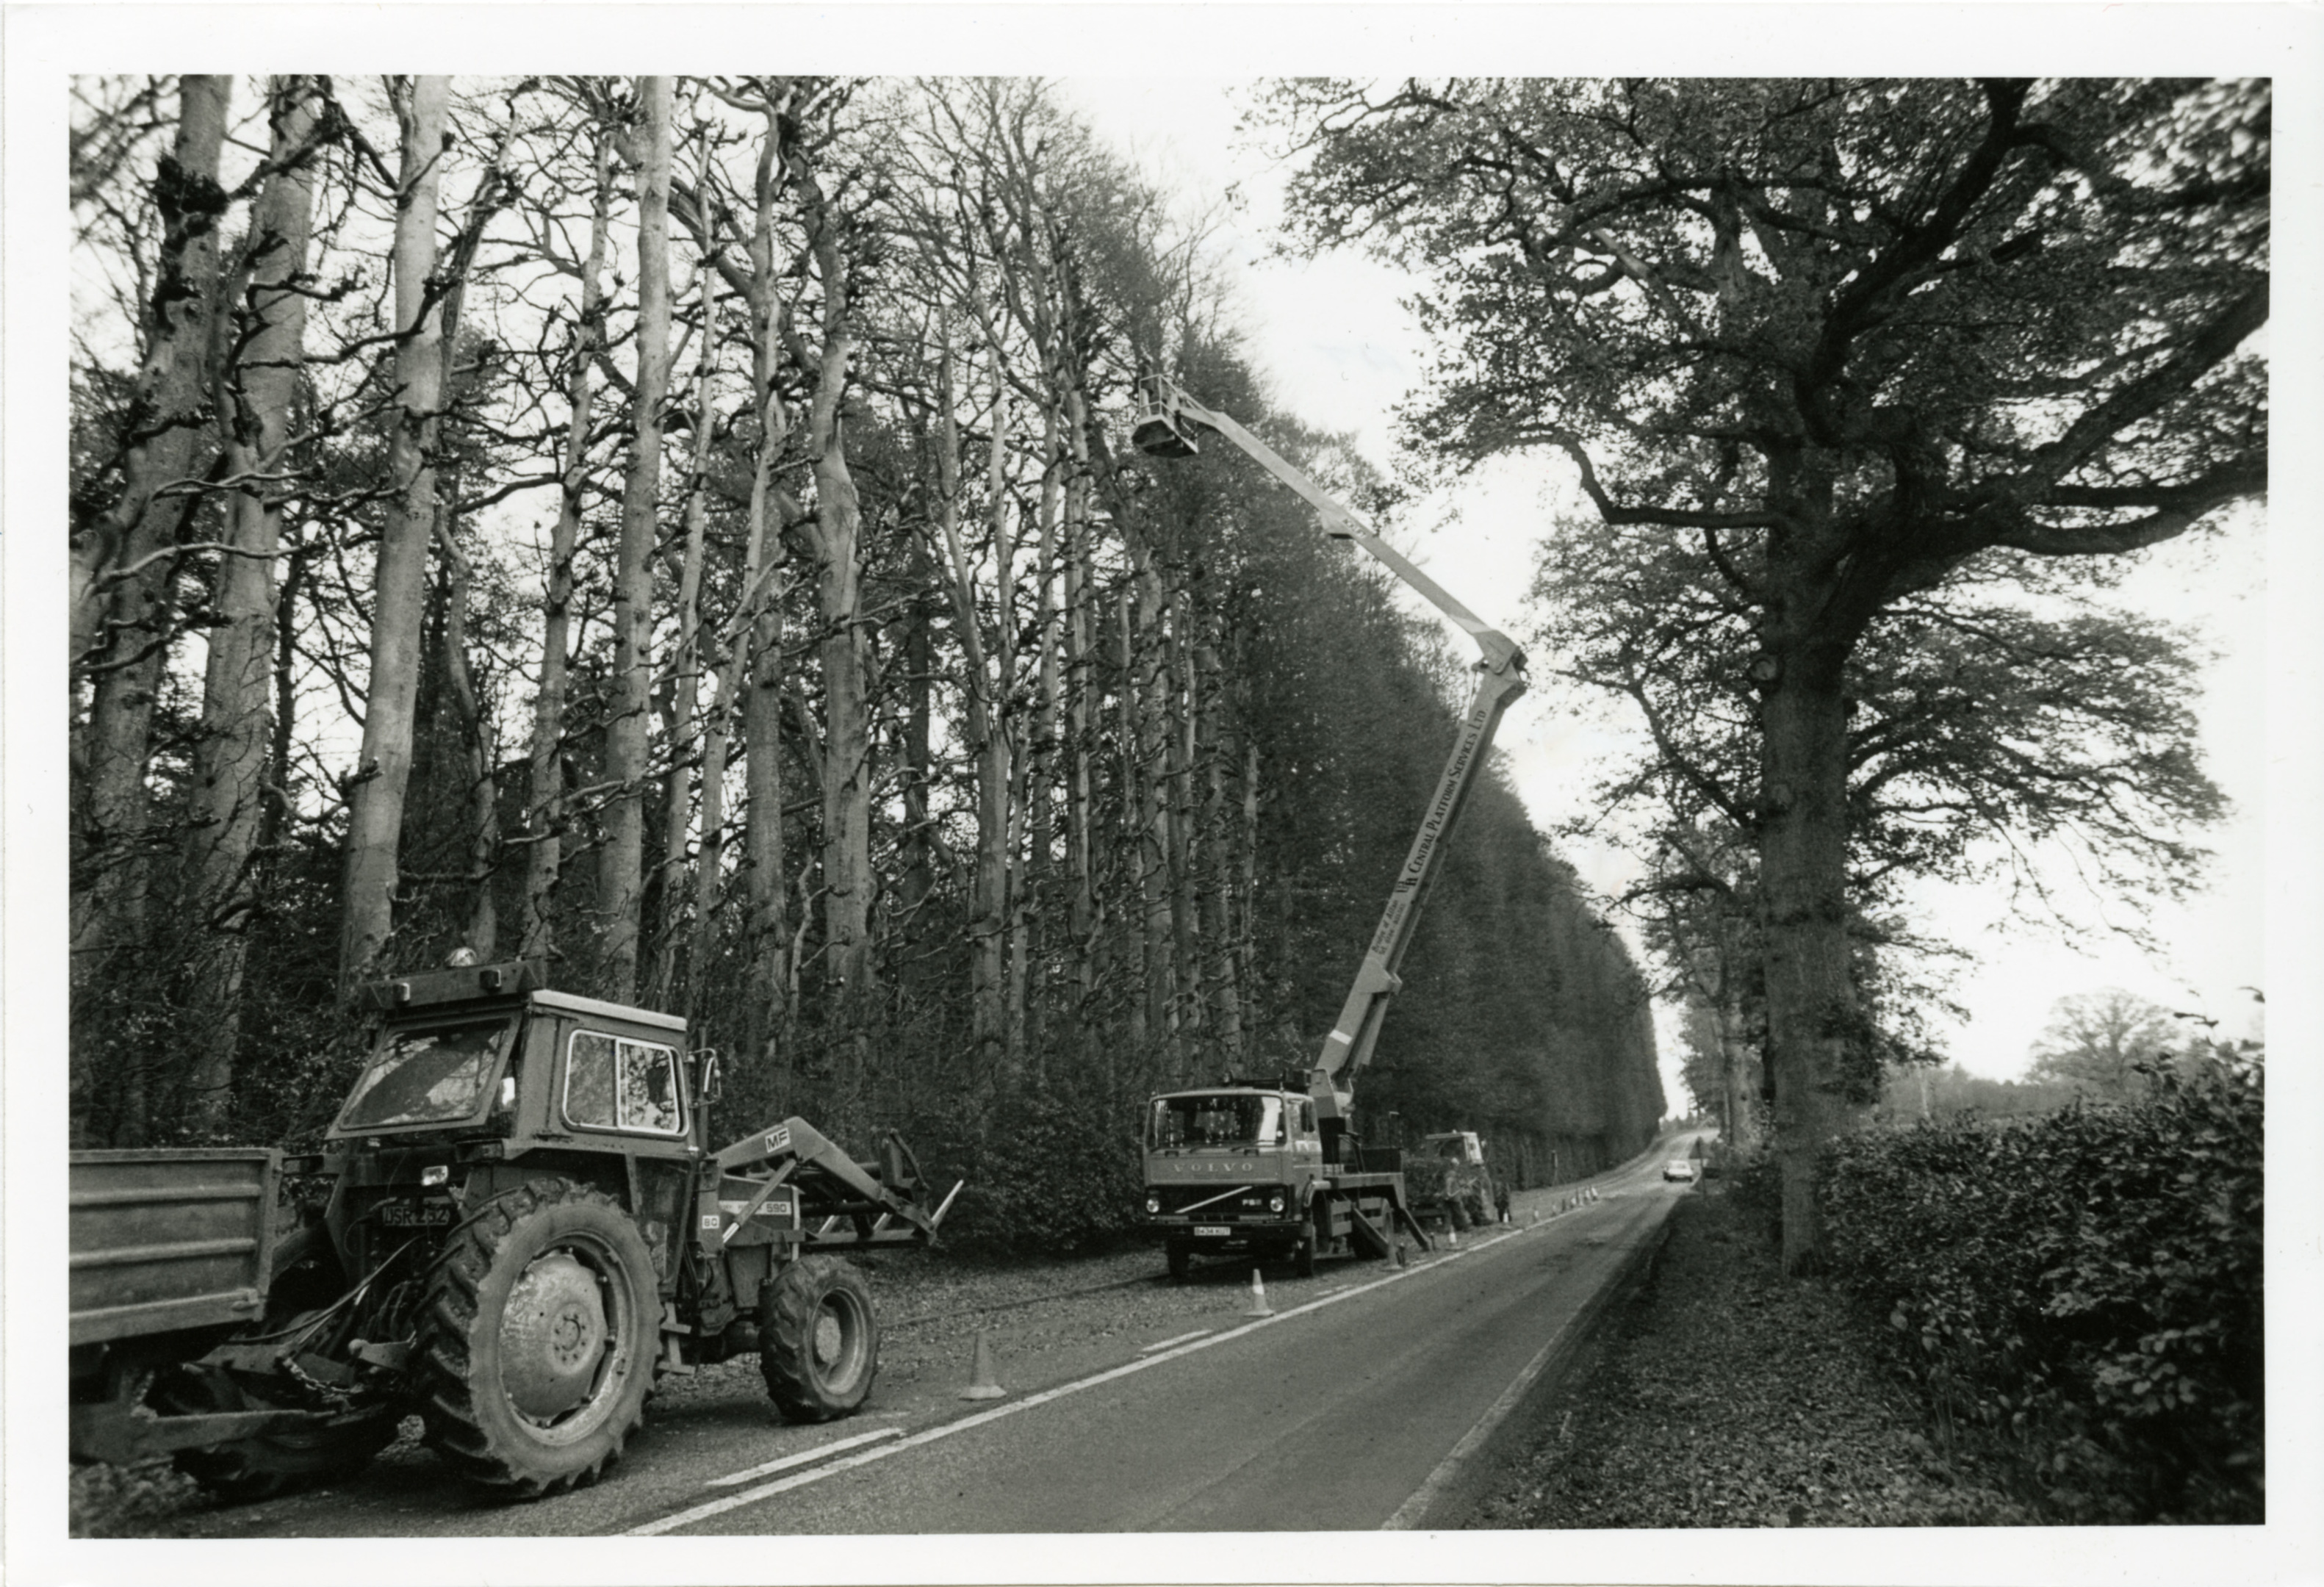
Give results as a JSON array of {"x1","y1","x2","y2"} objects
[
  {"x1": 1148, "y1": 1093, "x2": 1284, "y2": 1151},
  {"x1": 339, "y1": 1020, "x2": 508, "y2": 1129}
]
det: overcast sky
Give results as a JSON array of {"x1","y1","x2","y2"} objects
[{"x1": 1062, "y1": 76, "x2": 2271, "y2": 1090}]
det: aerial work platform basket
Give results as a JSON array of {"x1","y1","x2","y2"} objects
[{"x1": 1131, "y1": 375, "x2": 1202, "y2": 458}]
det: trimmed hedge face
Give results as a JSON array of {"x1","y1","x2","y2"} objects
[
  {"x1": 946, "y1": 1084, "x2": 1146, "y2": 1256},
  {"x1": 1818, "y1": 1054, "x2": 2262, "y2": 1524}
]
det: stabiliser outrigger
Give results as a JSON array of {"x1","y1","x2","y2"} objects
[
  {"x1": 1129, "y1": 376, "x2": 1530, "y2": 1280},
  {"x1": 70, "y1": 962, "x2": 960, "y2": 1501}
]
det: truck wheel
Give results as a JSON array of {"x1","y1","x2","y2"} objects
[
  {"x1": 153, "y1": 1364, "x2": 397, "y2": 1503},
  {"x1": 1294, "y1": 1234, "x2": 1318, "y2": 1278},
  {"x1": 1166, "y1": 1240, "x2": 1192, "y2": 1284},
  {"x1": 415, "y1": 1178, "x2": 661, "y2": 1498},
  {"x1": 760, "y1": 1256, "x2": 879, "y2": 1422}
]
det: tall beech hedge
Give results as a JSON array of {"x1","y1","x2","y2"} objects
[{"x1": 1818, "y1": 1054, "x2": 2263, "y2": 1523}]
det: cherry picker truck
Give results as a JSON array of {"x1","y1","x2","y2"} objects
[{"x1": 1128, "y1": 377, "x2": 1530, "y2": 1281}]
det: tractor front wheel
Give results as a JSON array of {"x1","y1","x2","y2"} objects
[
  {"x1": 416, "y1": 1178, "x2": 661, "y2": 1499},
  {"x1": 760, "y1": 1256, "x2": 879, "y2": 1422}
]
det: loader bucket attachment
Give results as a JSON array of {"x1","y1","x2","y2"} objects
[{"x1": 715, "y1": 1118, "x2": 952, "y2": 1248}]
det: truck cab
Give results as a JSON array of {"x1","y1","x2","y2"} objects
[
  {"x1": 1140, "y1": 1086, "x2": 1324, "y2": 1281},
  {"x1": 1139, "y1": 1081, "x2": 1420, "y2": 1282}
]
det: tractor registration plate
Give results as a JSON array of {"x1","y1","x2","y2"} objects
[
  {"x1": 1193, "y1": 1225, "x2": 1231, "y2": 1237},
  {"x1": 381, "y1": 1199, "x2": 454, "y2": 1228}
]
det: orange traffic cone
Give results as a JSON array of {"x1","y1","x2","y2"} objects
[
  {"x1": 1243, "y1": 1268, "x2": 1273, "y2": 1317},
  {"x1": 958, "y1": 1329, "x2": 1005, "y2": 1400},
  {"x1": 1447, "y1": 1228, "x2": 1459, "y2": 1248}
]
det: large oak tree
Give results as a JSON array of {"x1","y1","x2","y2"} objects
[{"x1": 1268, "y1": 76, "x2": 2267, "y2": 1270}]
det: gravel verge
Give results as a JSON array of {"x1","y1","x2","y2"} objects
[{"x1": 1467, "y1": 1178, "x2": 2037, "y2": 1529}]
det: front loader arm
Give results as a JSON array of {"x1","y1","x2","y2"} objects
[
  {"x1": 716, "y1": 1117, "x2": 962, "y2": 1246},
  {"x1": 1133, "y1": 378, "x2": 1529, "y2": 1120}
]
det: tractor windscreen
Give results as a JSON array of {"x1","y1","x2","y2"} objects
[
  {"x1": 1148, "y1": 1093, "x2": 1285, "y2": 1151},
  {"x1": 339, "y1": 1019, "x2": 510, "y2": 1129}
]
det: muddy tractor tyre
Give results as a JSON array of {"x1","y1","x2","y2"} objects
[
  {"x1": 760, "y1": 1256, "x2": 879, "y2": 1422},
  {"x1": 1447, "y1": 1198, "x2": 1472, "y2": 1233},
  {"x1": 415, "y1": 1178, "x2": 661, "y2": 1499}
]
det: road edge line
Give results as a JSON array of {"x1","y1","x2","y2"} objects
[
  {"x1": 622, "y1": 1224, "x2": 1535, "y2": 1535},
  {"x1": 1381, "y1": 1199, "x2": 1677, "y2": 1531}
]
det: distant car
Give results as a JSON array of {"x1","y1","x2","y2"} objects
[{"x1": 1663, "y1": 1159, "x2": 1698, "y2": 1183}]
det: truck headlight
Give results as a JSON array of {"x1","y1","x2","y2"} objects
[
  {"x1": 421, "y1": 1165, "x2": 450, "y2": 1187},
  {"x1": 1268, "y1": 1192, "x2": 1285, "y2": 1214},
  {"x1": 1145, "y1": 1193, "x2": 1162, "y2": 1215}
]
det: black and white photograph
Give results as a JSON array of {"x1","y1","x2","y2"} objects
[{"x1": 7, "y1": 6, "x2": 2319, "y2": 1586}]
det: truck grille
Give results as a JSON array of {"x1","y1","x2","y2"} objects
[{"x1": 1151, "y1": 1187, "x2": 1281, "y2": 1219}]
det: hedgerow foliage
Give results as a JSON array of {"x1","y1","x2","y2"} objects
[
  {"x1": 945, "y1": 1072, "x2": 1145, "y2": 1256},
  {"x1": 1818, "y1": 1052, "x2": 2264, "y2": 1522}
]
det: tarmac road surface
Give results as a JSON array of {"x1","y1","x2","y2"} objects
[{"x1": 168, "y1": 1141, "x2": 1697, "y2": 1537}]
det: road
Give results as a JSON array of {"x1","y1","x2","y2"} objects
[{"x1": 173, "y1": 1141, "x2": 1698, "y2": 1537}]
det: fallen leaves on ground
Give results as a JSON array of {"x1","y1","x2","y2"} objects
[{"x1": 1469, "y1": 1183, "x2": 2036, "y2": 1530}]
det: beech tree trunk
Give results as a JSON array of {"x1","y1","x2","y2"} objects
[
  {"x1": 596, "y1": 73, "x2": 673, "y2": 1003},
  {"x1": 650, "y1": 261, "x2": 716, "y2": 1008},
  {"x1": 520, "y1": 112, "x2": 612, "y2": 964},
  {"x1": 74, "y1": 75, "x2": 231, "y2": 1116},
  {"x1": 339, "y1": 74, "x2": 449, "y2": 995},
  {"x1": 182, "y1": 76, "x2": 319, "y2": 1134},
  {"x1": 932, "y1": 352, "x2": 1010, "y2": 1070},
  {"x1": 1197, "y1": 619, "x2": 1243, "y2": 1065},
  {"x1": 1132, "y1": 551, "x2": 1176, "y2": 1066},
  {"x1": 428, "y1": 149, "x2": 515, "y2": 966},
  {"x1": 788, "y1": 136, "x2": 875, "y2": 1011}
]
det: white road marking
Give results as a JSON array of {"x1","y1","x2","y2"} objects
[
  {"x1": 1380, "y1": 1296, "x2": 1577, "y2": 1530},
  {"x1": 1384, "y1": 1202, "x2": 1650, "y2": 1530},
  {"x1": 625, "y1": 1223, "x2": 1542, "y2": 1536},
  {"x1": 1140, "y1": 1328, "x2": 1214, "y2": 1353},
  {"x1": 703, "y1": 1425, "x2": 902, "y2": 1488}
]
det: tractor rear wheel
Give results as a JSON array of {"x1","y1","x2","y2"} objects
[
  {"x1": 760, "y1": 1256, "x2": 879, "y2": 1422},
  {"x1": 415, "y1": 1178, "x2": 661, "y2": 1499}
]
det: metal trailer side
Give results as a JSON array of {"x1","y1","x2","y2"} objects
[{"x1": 70, "y1": 1148, "x2": 279, "y2": 1347}]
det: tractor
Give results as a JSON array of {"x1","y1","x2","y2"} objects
[{"x1": 69, "y1": 958, "x2": 956, "y2": 1500}]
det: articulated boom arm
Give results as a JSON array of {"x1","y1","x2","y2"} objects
[{"x1": 1132, "y1": 378, "x2": 1529, "y2": 1123}]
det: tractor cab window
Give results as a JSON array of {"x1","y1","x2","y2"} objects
[
  {"x1": 339, "y1": 1020, "x2": 510, "y2": 1129},
  {"x1": 564, "y1": 1031, "x2": 684, "y2": 1136},
  {"x1": 1148, "y1": 1093, "x2": 1284, "y2": 1151}
]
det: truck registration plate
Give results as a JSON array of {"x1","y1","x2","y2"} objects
[
  {"x1": 381, "y1": 1200, "x2": 454, "y2": 1228},
  {"x1": 1193, "y1": 1225, "x2": 1231, "y2": 1237}
]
